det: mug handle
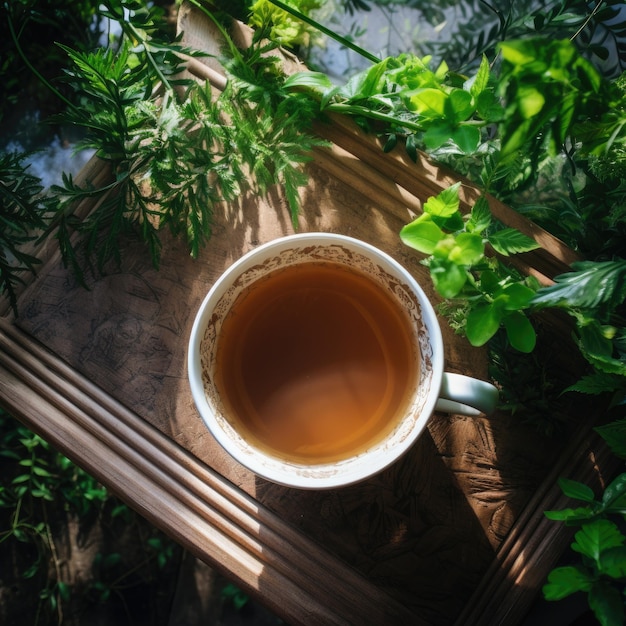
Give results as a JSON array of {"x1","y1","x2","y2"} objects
[{"x1": 436, "y1": 372, "x2": 499, "y2": 416}]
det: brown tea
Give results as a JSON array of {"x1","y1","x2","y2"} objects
[{"x1": 214, "y1": 262, "x2": 418, "y2": 464}]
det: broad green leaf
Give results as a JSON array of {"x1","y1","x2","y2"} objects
[
  {"x1": 499, "y1": 40, "x2": 542, "y2": 67},
  {"x1": 572, "y1": 520, "x2": 624, "y2": 564},
  {"x1": 430, "y1": 257, "x2": 467, "y2": 298},
  {"x1": 596, "y1": 423, "x2": 626, "y2": 461},
  {"x1": 558, "y1": 477, "x2": 596, "y2": 503},
  {"x1": 476, "y1": 89, "x2": 505, "y2": 122},
  {"x1": 448, "y1": 232, "x2": 484, "y2": 265},
  {"x1": 451, "y1": 125, "x2": 481, "y2": 153},
  {"x1": 479, "y1": 270, "x2": 500, "y2": 295},
  {"x1": 588, "y1": 581, "x2": 625, "y2": 626},
  {"x1": 503, "y1": 311, "x2": 536, "y2": 352},
  {"x1": 517, "y1": 85, "x2": 546, "y2": 118},
  {"x1": 423, "y1": 182, "x2": 461, "y2": 218},
  {"x1": 338, "y1": 57, "x2": 390, "y2": 100},
  {"x1": 599, "y1": 547, "x2": 626, "y2": 579},
  {"x1": 466, "y1": 302, "x2": 503, "y2": 346},
  {"x1": 543, "y1": 565, "x2": 594, "y2": 601},
  {"x1": 407, "y1": 87, "x2": 447, "y2": 116},
  {"x1": 446, "y1": 89, "x2": 474, "y2": 122},
  {"x1": 498, "y1": 282, "x2": 537, "y2": 310},
  {"x1": 423, "y1": 120, "x2": 455, "y2": 150},
  {"x1": 578, "y1": 324, "x2": 626, "y2": 377},
  {"x1": 400, "y1": 214, "x2": 445, "y2": 254},
  {"x1": 284, "y1": 71, "x2": 334, "y2": 94},
  {"x1": 601, "y1": 473, "x2": 626, "y2": 513},
  {"x1": 488, "y1": 228, "x2": 540, "y2": 256}
]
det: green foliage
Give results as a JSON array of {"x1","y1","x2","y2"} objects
[
  {"x1": 1, "y1": 0, "x2": 103, "y2": 128},
  {"x1": 400, "y1": 184, "x2": 539, "y2": 352},
  {"x1": 221, "y1": 582, "x2": 250, "y2": 611},
  {"x1": 543, "y1": 473, "x2": 626, "y2": 626},
  {"x1": 43, "y1": 0, "x2": 326, "y2": 281},
  {"x1": 0, "y1": 408, "x2": 178, "y2": 620},
  {"x1": 531, "y1": 260, "x2": 626, "y2": 407},
  {"x1": 414, "y1": 0, "x2": 626, "y2": 78},
  {"x1": 496, "y1": 37, "x2": 605, "y2": 160},
  {"x1": 542, "y1": 418, "x2": 626, "y2": 623},
  {"x1": 249, "y1": 0, "x2": 323, "y2": 48},
  {"x1": 0, "y1": 151, "x2": 51, "y2": 314}
]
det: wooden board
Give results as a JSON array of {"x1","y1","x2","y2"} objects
[{"x1": 0, "y1": 4, "x2": 619, "y2": 624}]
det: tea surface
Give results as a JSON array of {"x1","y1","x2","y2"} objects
[{"x1": 215, "y1": 262, "x2": 418, "y2": 464}]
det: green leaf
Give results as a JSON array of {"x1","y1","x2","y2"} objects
[
  {"x1": 479, "y1": 270, "x2": 500, "y2": 295},
  {"x1": 400, "y1": 214, "x2": 445, "y2": 254},
  {"x1": 599, "y1": 547, "x2": 626, "y2": 579},
  {"x1": 568, "y1": 373, "x2": 626, "y2": 397},
  {"x1": 543, "y1": 565, "x2": 594, "y2": 601},
  {"x1": 466, "y1": 302, "x2": 503, "y2": 346},
  {"x1": 446, "y1": 89, "x2": 474, "y2": 122},
  {"x1": 544, "y1": 506, "x2": 597, "y2": 523},
  {"x1": 476, "y1": 89, "x2": 505, "y2": 122},
  {"x1": 468, "y1": 55, "x2": 490, "y2": 98},
  {"x1": 499, "y1": 282, "x2": 537, "y2": 310},
  {"x1": 423, "y1": 182, "x2": 461, "y2": 218},
  {"x1": 588, "y1": 581, "x2": 625, "y2": 626},
  {"x1": 531, "y1": 260, "x2": 626, "y2": 312},
  {"x1": 578, "y1": 323, "x2": 626, "y2": 376},
  {"x1": 466, "y1": 196, "x2": 492, "y2": 234},
  {"x1": 595, "y1": 423, "x2": 626, "y2": 460},
  {"x1": 517, "y1": 84, "x2": 546, "y2": 119},
  {"x1": 423, "y1": 120, "x2": 455, "y2": 150},
  {"x1": 488, "y1": 228, "x2": 540, "y2": 256},
  {"x1": 572, "y1": 520, "x2": 624, "y2": 564},
  {"x1": 407, "y1": 87, "x2": 447, "y2": 117},
  {"x1": 601, "y1": 474, "x2": 626, "y2": 514},
  {"x1": 338, "y1": 57, "x2": 390, "y2": 101},
  {"x1": 451, "y1": 125, "x2": 481, "y2": 153},
  {"x1": 558, "y1": 477, "x2": 596, "y2": 503},
  {"x1": 284, "y1": 70, "x2": 334, "y2": 95},
  {"x1": 448, "y1": 232, "x2": 484, "y2": 265},
  {"x1": 429, "y1": 257, "x2": 467, "y2": 298},
  {"x1": 503, "y1": 311, "x2": 536, "y2": 352}
]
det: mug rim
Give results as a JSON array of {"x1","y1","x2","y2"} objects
[{"x1": 188, "y1": 233, "x2": 445, "y2": 489}]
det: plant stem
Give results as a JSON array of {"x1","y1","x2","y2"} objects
[
  {"x1": 326, "y1": 103, "x2": 423, "y2": 132},
  {"x1": 570, "y1": 0, "x2": 606, "y2": 42},
  {"x1": 266, "y1": 0, "x2": 381, "y2": 64},
  {"x1": 5, "y1": 4, "x2": 76, "y2": 111}
]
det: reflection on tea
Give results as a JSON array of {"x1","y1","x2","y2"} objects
[{"x1": 215, "y1": 262, "x2": 419, "y2": 464}]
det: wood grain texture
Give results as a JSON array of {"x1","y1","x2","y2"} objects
[
  {"x1": 0, "y1": 4, "x2": 617, "y2": 624},
  {"x1": 0, "y1": 318, "x2": 419, "y2": 626}
]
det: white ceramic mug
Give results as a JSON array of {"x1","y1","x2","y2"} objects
[{"x1": 188, "y1": 233, "x2": 498, "y2": 489}]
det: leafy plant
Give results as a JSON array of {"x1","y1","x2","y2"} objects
[
  {"x1": 39, "y1": 0, "x2": 326, "y2": 283},
  {"x1": 0, "y1": 150, "x2": 51, "y2": 314},
  {"x1": 399, "y1": 183, "x2": 540, "y2": 352},
  {"x1": 248, "y1": 0, "x2": 324, "y2": 48},
  {"x1": 543, "y1": 421, "x2": 626, "y2": 626},
  {"x1": 0, "y1": 408, "x2": 179, "y2": 622},
  {"x1": 221, "y1": 582, "x2": 251, "y2": 611}
]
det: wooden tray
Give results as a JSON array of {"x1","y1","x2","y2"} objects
[{"x1": 0, "y1": 4, "x2": 619, "y2": 624}]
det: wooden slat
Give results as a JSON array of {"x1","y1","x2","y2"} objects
[
  {"x1": 0, "y1": 317, "x2": 419, "y2": 626},
  {"x1": 456, "y1": 413, "x2": 620, "y2": 625}
]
